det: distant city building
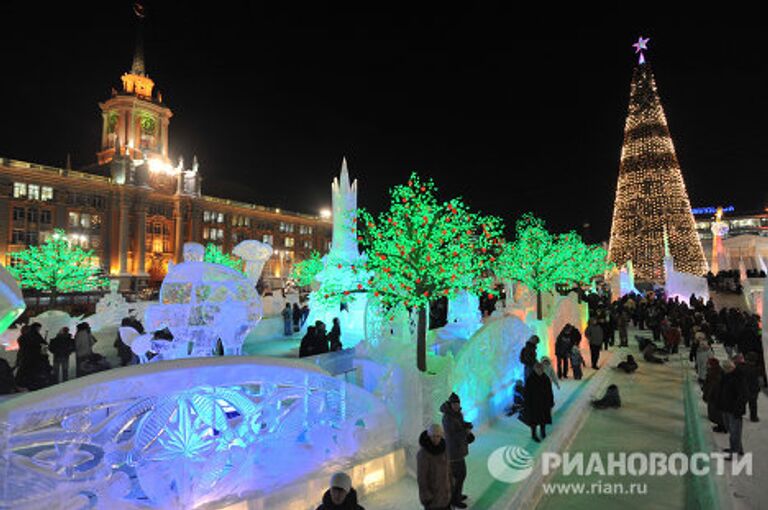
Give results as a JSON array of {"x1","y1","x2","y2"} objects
[
  {"x1": 0, "y1": 31, "x2": 330, "y2": 291},
  {"x1": 693, "y1": 206, "x2": 768, "y2": 270}
]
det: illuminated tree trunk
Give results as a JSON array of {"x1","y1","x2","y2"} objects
[
  {"x1": 536, "y1": 290, "x2": 542, "y2": 320},
  {"x1": 417, "y1": 306, "x2": 427, "y2": 372}
]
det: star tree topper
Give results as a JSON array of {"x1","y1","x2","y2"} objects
[{"x1": 632, "y1": 36, "x2": 650, "y2": 64}]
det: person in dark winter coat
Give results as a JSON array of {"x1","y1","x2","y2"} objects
[
  {"x1": 440, "y1": 393, "x2": 472, "y2": 508},
  {"x1": 702, "y1": 358, "x2": 726, "y2": 432},
  {"x1": 417, "y1": 424, "x2": 452, "y2": 510},
  {"x1": 16, "y1": 323, "x2": 52, "y2": 390},
  {"x1": 555, "y1": 325, "x2": 572, "y2": 379},
  {"x1": 328, "y1": 318, "x2": 343, "y2": 352},
  {"x1": 585, "y1": 318, "x2": 603, "y2": 369},
  {"x1": 591, "y1": 384, "x2": 621, "y2": 409},
  {"x1": 570, "y1": 345, "x2": 585, "y2": 380},
  {"x1": 618, "y1": 312, "x2": 629, "y2": 347},
  {"x1": 520, "y1": 335, "x2": 539, "y2": 380},
  {"x1": 315, "y1": 472, "x2": 364, "y2": 510},
  {"x1": 523, "y1": 363, "x2": 554, "y2": 442},
  {"x1": 48, "y1": 326, "x2": 74, "y2": 382},
  {"x1": 616, "y1": 355, "x2": 638, "y2": 374},
  {"x1": 742, "y1": 352, "x2": 761, "y2": 422},
  {"x1": 717, "y1": 360, "x2": 748, "y2": 458},
  {"x1": 282, "y1": 303, "x2": 293, "y2": 336},
  {"x1": 299, "y1": 326, "x2": 317, "y2": 358},
  {"x1": 568, "y1": 324, "x2": 582, "y2": 348},
  {"x1": 292, "y1": 303, "x2": 302, "y2": 332}
]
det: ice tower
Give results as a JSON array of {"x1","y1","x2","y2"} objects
[{"x1": 331, "y1": 158, "x2": 360, "y2": 260}]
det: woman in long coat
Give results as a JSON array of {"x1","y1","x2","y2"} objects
[{"x1": 523, "y1": 362, "x2": 554, "y2": 442}]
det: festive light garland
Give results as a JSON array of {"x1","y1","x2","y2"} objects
[
  {"x1": 608, "y1": 45, "x2": 707, "y2": 281},
  {"x1": 8, "y1": 229, "x2": 109, "y2": 294},
  {"x1": 203, "y1": 244, "x2": 244, "y2": 273}
]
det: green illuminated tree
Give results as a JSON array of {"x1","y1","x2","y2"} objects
[
  {"x1": 498, "y1": 214, "x2": 612, "y2": 319},
  {"x1": 291, "y1": 251, "x2": 324, "y2": 287},
  {"x1": 204, "y1": 244, "x2": 244, "y2": 273},
  {"x1": 8, "y1": 229, "x2": 108, "y2": 300},
  {"x1": 358, "y1": 173, "x2": 504, "y2": 372}
]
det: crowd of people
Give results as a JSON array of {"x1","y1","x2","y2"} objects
[
  {"x1": 282, "y1": 301, "x2": 310, "y2": 336},
  {"x1": 299, "y1": 317, "x2": 343, "y2": 357},
  {"x1": 1, "y1": 319, "x2": 109, "y2": 394},
  {"x1": 706, "y1": 270, "x2": 744, "y2": 294}
]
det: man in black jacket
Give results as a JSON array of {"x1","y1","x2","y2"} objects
[
  {"x1": 555, "y1": 326, "x2": 572, "y2": 379},
  {"x1": 315, "y1": 472, "x2": 364, "y2": 510},
  {"x1": 718, "y1": 360, "x2": 748, "y2": 458},
  {"x1": 441, "y1": 393, "x2": 473, "y2": 508},
  {"x1": 520, "y1": 335, "x2": 539, "y2": 380}
]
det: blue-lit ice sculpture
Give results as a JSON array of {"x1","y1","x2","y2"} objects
[{"x1": 142, "y1": 241, "x2": 269, "y2": 359}]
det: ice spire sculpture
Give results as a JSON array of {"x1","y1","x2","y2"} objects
[{"x1": 330, "y1": 157, "x2": 360, "y2": 259}]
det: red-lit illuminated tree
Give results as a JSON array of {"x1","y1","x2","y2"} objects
[{"x1": 357, "y1": 173, "x2": 504, "y2": 372}]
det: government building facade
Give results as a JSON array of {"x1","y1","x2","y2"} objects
[{"x1": 0, "y1": 41, "x2": 330, "y2": 291}]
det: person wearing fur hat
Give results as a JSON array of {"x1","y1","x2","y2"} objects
[
  {"x1": 315, "y1": 471, "x2": 364, "y2": 510},
  {"x1": 417, "y1": 424, "x2": 452, "y2": 510},
  {"x1": 440, "y1": 392, "x2": 473, "y2": 508}
]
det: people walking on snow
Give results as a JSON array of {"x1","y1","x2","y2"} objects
[
  {"x1": 585, "y1": 318, "x2": 603, "y2": 370},
  {"x1": 555, "y1": 325, "x2": 572, "y2": 379},
  {"x1": 523, "y1": 362, "x2": 554, "y2": 442},
  {"x1": 417, "y1": 424, "x2": 452, "y2": 510},
  {"x1": 440, "y1": 393, "x2": 473, "y2": 508},
  {"x1": 520, "y1": 335, "x2": 539, "y2": 380}
]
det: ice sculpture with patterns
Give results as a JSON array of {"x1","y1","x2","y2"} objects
[{"x1": 142, "y1": 241, "x2": 265, "y2": 359}]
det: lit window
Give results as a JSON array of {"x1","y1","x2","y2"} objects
[
  {"x1": 28, "y1": 184, "x2": 40, "y2": 201},
  {"x1": 285, "y1": 237, "x2": 294, "y2": 247},
  {"x1": 303, "y1": 240, "x2": 312, "y2": 249},
  {"x1": 217, "y1": 213, "x2": 224, "y2": 224},
  {"x1": 80, "y1": 213, "x2": 91, "y2": 229},
  {"x1": 41, "y1": 186, "x2": 53, "y2": 201},
  {"x1": 68, "y1": 212, "x2": 79, "y2": 227},
  {"x1": 263, "y1": 234, "x2": 273, "y2": 245},
  {"x1": 203, "y1": 227, "x2": 210, "y2": 240},
  {"x1": 13, "y1": 183, "x2": 26, "y2": 198}
]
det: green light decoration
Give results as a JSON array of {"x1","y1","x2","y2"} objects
[
  {"x1": 497, "y1": 213, "x2": 612, "y2": 319},
  {"x1": 291, "y1": 250, "x2": 324, "y2": 287},
  {"x1": 8, "y1": 229, "x2": 108, "y2": 299},
  {"x1": 357, "y1": 172, "x2": 505, "y2": 372},
  {"x1": 203, "y1": 244, "x2": 244, "y2": 273}
]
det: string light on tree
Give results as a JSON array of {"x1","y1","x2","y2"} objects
[
  {"x1": 203, "y1": 243, "x2": 244, "y2": 273},
  {"x1": 357, "y1": 172, "x2": 505, "y2": 372},
  {"x1": 8, "y1": 229, "x2": 109, "y2": 299},
  {"x1": 607, "y1": 36, "x2": 707, "y2": 281},
  {"x1": 497, "y1": 214, "x2": 611, "y2": 319}
]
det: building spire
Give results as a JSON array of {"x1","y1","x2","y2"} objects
[{"x1": 131, "y1": 3, "x2": 146, "y2": 76}]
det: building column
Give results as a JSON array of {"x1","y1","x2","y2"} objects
[
  {"x1": 136, "y1": 200, "x2": 147, "y2": 274},
  {"x1": 174, "y1": 199, "x2": 184, "y2": 263},
  {"x1": 118, "y1": 196, "x2": 129, "y2": 274}
]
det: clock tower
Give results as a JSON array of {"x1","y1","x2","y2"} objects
[{"x1": 96, "y1": 19, "x2": 172, "y2": 167}]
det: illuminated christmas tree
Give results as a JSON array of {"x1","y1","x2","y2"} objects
[
  {"x1": 608, "y1": 37, "x2": 707, "y2": 281},
  {"x1": 498, "y1": 213, "x2": 611, "y2": 319},
  {"x1": 358, "y1": 173, "x2": 504, "y2": 371},
  {"x1": 291, "y1": 251, "x2": 323, "y2": 287},
  {"x1": 204, "y1": 243, "x2": 243, "y2": 273},
  {"x1": 8, "y1": 229, "x2": 108, "y2": 299}
]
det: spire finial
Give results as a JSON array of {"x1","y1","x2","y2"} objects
[
  {"x1": 632, "y1": 36, "x2": 650, "y2": 65},
  {"x1": 131, "y1": 3, "x2": 146, "y2": 75}
]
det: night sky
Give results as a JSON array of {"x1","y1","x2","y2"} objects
[{"x1": 1, "y1": 5, "x2": 766, "y2": 241}]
